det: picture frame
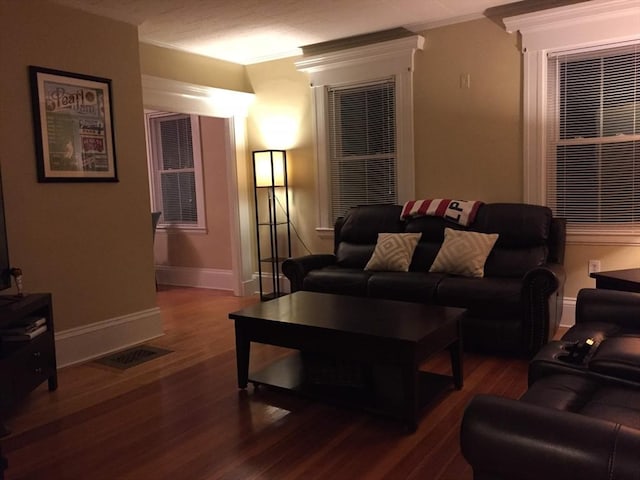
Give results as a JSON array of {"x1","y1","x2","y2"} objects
[{"x1": 29, "y1": 66, "x2": 118, "y2": 182}]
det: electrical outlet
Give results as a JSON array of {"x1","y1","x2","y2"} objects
[{"x1": 588, "y1": 259, "x2": 601, "y2": 275}]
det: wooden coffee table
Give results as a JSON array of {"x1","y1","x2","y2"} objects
[{"x1": 229, "y1": 291, "x2": 464, "y2": 430}]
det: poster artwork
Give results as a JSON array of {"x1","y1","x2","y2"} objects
[{"x1": 43, "y1": 82, "x2": 110, "y2": 172}]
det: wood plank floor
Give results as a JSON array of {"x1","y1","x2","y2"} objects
[{"x1": 1, "y1": 287, "x2": 531, "y2": 479}]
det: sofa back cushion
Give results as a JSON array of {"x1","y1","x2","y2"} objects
[
  {"x1": 405, "y1": 216, "x2": 462, "y2": 271},
  {"x1": 473, "y1": 204, "x2": 552, "y2": 277},
  {"x1": 335, "y1": 204, "x2": 404, "y2": 268}
]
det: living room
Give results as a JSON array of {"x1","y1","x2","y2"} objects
[{"x1": 1, "y1": 0, "x2": 639, "y2": 478}]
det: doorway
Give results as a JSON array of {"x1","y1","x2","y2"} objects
[{"x1": 142, "y1": 75, "x2": 255, "y2": 296}]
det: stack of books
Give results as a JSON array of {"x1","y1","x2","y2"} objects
[{"x1": 0, "y1": 316, "x2": 47, "y2": 342}]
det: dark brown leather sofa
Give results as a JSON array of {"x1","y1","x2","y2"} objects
[
  {"x1": 461, "y1": 288, "x2": 640, "y2": 480},
  {"x1": 282, "y1": 203, "x2": 566, "y2": 356}
]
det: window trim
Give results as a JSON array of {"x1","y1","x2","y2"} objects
[
  {"x1": 295, "y1": 35, "x2": 424, "y2": 231},
  {"x1": 145, "y1": 110, "x2": 206, "y2": 232},
  {"x1": 505, "y1": 0, "x2": 640, "y2": 245}
]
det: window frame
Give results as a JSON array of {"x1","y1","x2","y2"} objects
[
  {"x1": 505, "y1": 0, "x2": 640, "y2": 245},
  {"x1": 145, "y1": 110, "x2": 206, "y2": 231},
  {"x1": 295, "y1": 35, "x2": 424, "y2": 235}
]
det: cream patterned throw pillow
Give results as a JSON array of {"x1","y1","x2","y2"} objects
[
  {"x1": 429, "y1": 228, "x2": 499, "y2": 278},
  {"x1": 365, "y1": 233, "x2": 422, "y2": 272}
]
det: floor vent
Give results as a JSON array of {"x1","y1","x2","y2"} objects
[{"x1": 95, "y1": 345, "x2": 172, "y2": 370}]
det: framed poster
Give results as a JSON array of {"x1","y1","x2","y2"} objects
[{"x1": 29, "y1": 66, "x2": 118, "y2": 182}]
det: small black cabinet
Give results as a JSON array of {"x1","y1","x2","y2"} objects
[{"x1": 0, "y1": 293, "x2": 57, "y2": 434}]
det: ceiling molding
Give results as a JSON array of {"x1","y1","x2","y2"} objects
[
  {"x1": 504, "y1": 0, "x2": 640, "y2": 51},
  {"x1": 141, "y1": 75, "x2": 254, "y2": 118},
  {"x1": 295, "y1": 35, "x2": 425, "y2": 77},
  {"x1": 404, "y1": 13, "x2": 486, "y2": 32}
]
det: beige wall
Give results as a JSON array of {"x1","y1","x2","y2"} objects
[
  {"x1": 245, "y1": 58, "x2": 326, "y2": 256},
  {"x1": 152, "y1": 116, "x2": 233, "y2": 269},
  {"x1": 139, "y1": 43, "x2": 252, "y2": 93},
  {"x1": 414, "y1": 19, "x2": 522, "y2": 201},
  {"x1": 0, "y1": 0, "x2": 157, "y2": 330}
]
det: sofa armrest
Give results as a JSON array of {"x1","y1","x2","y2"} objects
[
  {"x1": 522, "y1": 263, "x2": 566, "y2": 354},
  {"x1": 576, "y1": 288, "x2": 640, "y2": 329},
  {"x1": 282, "y1": 254, "x2": 337, "y2": 292},
  {"x1": 461, "y1": 394, "x2": 640, "y2": 480}
]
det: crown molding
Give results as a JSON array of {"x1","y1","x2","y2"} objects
[
  {"x1": 504, "y1": 0, "x2": 640, "y2": 52},
  {"x1": 295, "y1": 35, "x2": 424, "y2": 75}
]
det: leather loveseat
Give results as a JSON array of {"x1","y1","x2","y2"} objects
[
  {"x1": 282, "y1": 203, "x2": 566, "y2": 356},
  {"x1": 460, "y1": 288, "x2": 640, "y2": 480}
]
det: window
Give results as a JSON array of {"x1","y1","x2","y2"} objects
[
  {"x1": 327, "y1": 79, "x2": 397, "y2": 223},
  {"x1": 547, "y1": 42, "x2": 640, "y2": 230},
  {"x1": 295, "y1": 35, "x2": 424, "y2": 232},
  {"x1": 146, "y1": 112, "x2": 205, "y2": 229},
  {"x1": 505, "y1": 0, "x2": 640, "y2": 243}
]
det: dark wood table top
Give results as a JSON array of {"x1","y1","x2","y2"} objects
[
  {"x1": 590, "y1": 268, "x2": 640, "y2": 283},
  {"x1": 590, "y1": 268, "x2": 640, "y2": 293},
  {"x1": 229, "y1": 291, "x2": 464, "y2": 343}
]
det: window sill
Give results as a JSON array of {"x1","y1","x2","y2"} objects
[
  {"x1": 158, "y1": 225, "x2": 208, "y2": 234},
  {"x1": 568, "y1": 232, "x2": 640, "y2": 246},
  {"x1": 315, "y1": 227, "x2": 334, "y2": 240}
]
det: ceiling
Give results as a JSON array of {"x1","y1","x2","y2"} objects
[{"x1": 49, "y1": 0, "x2": 522, "y2": 65}]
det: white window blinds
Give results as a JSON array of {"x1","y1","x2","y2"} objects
[
  {"x1": 327, "y1": 79, "x2": 397, "y2": 223},
  {"x1": 546, "y1": 42, "x2": 640, "y2": 232},
  {"x1": 148, "y1": 113, "x2": 203, "y2": 227}
]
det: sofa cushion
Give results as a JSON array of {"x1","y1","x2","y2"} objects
[
  {"x1": 404, "y1": 215, "x2": 459, "y2": 241},
  {"x1": 404, "y1": 216, "x2": 462, "y2": 271},
  {"x1": 483, "y1": 246, "x2": 548, "y2": 278},
  {"x1": 338, "y1": 204, "x2": 404, "y2": 244},
  {"x1": 409, "y1": 242, "x2": 443, "y2": 271},
  {"x1": 364, "y1": 233, "x2": 422, "y2": 272},
  {"x1": 367, "y1": 271, "x2": 445, "y2": 302},
  {"x1": 580, "y1": 387, "x2": 640, "y2": 428},
  {"x1": 521, "y1": 374, "x2": 599, "y2": 413},
  {"x1": 522, "y1": 374, "x2": 640, "y2": 429},
  {"x1": 302, "y1": 267, "x2": 371, "y2": 297},
  {"x1": 472, "y1": 204, "x2": 552, "y2": 277},
  {"x1": 436, "y1": 276, "x2": 522, "y2": 311},
  {"x1": 473, "y1": 203, "x2": 552, "y2": 247},
  {"x1": 336, "y1": 242, "x2": 375, "y2": 269},
  {"x1": 429, "y1": 228, "x2": 498, "y2": 278},
  {"x1": 588, "y1": 336, "x2": 640, "y2": 383}
]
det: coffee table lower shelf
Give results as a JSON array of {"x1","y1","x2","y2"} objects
[{"x1": 249, "y1": 352, "x2": 453, "y2": 429}]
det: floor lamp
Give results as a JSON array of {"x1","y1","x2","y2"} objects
[{"x1": 252, "y1": 150, "x2": 291, "y2": 300}]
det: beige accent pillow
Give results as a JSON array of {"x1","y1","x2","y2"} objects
[
  {"x1": 364, "y1": 233, "x2": 422, "y2": 272},
  {"x1": 429, "y1": 228, "x2": 499, "y2": 278}
]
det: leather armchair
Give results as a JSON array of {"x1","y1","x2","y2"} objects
[
  {"x1": 461, "y1": 392, "x2": 640, "y2": 480},
  {"x1": 461, "y1": 288, "x2": 640, "y2": 479},
  {"x1": 529, "y1": 288, "x2": 640, "y2": 386}
]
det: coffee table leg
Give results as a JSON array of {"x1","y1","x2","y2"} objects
[
  {"x1": 448, "y1": 339, "x2": 463, "y2": 390},
  {"x1": 235, "y1": 321, "x2": 250, "y2": 389},
  {"x1": 402, "y1": 364, "x2": 419, "y2": 432}
]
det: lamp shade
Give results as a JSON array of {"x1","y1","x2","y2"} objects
[{"x1": 254, "y1": 150, "x2": 286, "y2": 187}]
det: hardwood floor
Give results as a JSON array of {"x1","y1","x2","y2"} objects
[{"x1": 2, "y1": 287, "x2": 530, "y2": 479}]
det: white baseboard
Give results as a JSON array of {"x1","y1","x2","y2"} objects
[
  {"x1": 560, "y1": 296, "x2": 576, "y2": 328},
  {"x1": 251, "y1": 272, "x2": 291, "y2": 296},
  {"x1": 156, "y1": 265, "x2": 234, "y2": 291},
  {"x1": 55, "y1": 307, "x2": 163, "y2": 368}
]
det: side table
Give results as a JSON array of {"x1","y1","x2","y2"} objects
[{"x1": 590, "y1": 268, "x2": 640, "y2": 293}]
